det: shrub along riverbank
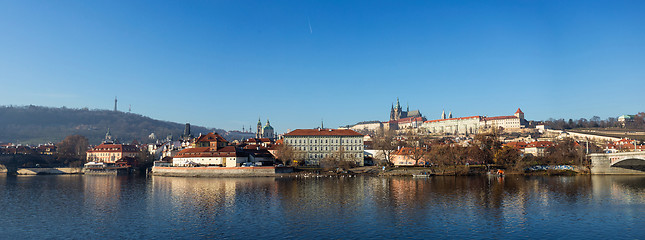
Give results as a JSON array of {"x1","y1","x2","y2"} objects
[{"x1": 290, "y1": 165, "x2": 587, "y2": 177}]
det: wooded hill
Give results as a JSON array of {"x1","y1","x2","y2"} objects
[{"x1": 0, "y1": 105, "x2": 225, "y2": 145}]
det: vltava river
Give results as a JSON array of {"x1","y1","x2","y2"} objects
[{"x1": 1, "y1": 175, "x2": 644, "y2": 239}]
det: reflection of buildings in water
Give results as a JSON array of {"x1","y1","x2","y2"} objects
[
  {"x1": 150, "y1": 176, "x2": 279, "y2": 216},
  {"x1": 83, "y1": 176, "x2": 124, "y2": 206},
  {"x1": 592, "y1": 176, "x2": 645, "y2": 204},
  {"x1": 591, "y1": 176, "x2": 645, "y2": 221},
  {"x1": 82, "y1": 176, "x2": 128, "y2": 226},
  {"x1": 275, "y1": 177, "x2": 370, "y2": 223}
]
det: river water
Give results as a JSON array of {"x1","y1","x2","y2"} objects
[{"x1": 1, "y1": 175, "x2": 644, "y2": 239}]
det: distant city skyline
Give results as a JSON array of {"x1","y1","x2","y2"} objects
[{"x1": 1, "y1": 1, "x2": 644, "y2": 134}]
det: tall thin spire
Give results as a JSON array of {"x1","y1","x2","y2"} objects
[
  {"x1": 441, "y1": 109, "x2": 446, "y2": 119},
  {"x1": 114, "y1": 97, "x2": 117, "y2": 112}
]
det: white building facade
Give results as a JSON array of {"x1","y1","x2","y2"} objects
[
  {"x1": 283, "y1": 129, "x2": 365, "y2": 166},
  {"x1": 422, "y1": 116, "x2": 482, "y2": 135}
]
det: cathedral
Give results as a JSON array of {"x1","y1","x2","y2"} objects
[
  {"x1": 390, "y1": 98, "x2": 422, "y2": 121},
  {"x1": 256, "y1": 118, "x2": 275, "y2": 139}
]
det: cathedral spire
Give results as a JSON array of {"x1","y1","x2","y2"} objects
[
  {"x1": 448, "y1": 111, "x2": 452, "y2": 118},
  {"x1": 441, "y1": 110, "x2": 446, "y2": 119}
]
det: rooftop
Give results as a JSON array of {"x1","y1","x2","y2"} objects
[{"x1": 284, "y1": 129, "x2": 363, "y2": 137}]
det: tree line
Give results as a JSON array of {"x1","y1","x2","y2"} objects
[
  {"x1": 544, "y1": 112, "x2": 645, "y2": 130},
  {"x1": 0, "y1": 105, "x2": 221, "y2": 145}
]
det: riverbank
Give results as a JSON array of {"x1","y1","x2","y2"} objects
[
  {"x1": 0, "y1": 166, "x2": 83, "y2": 175},
  {"x1": 285, "y1": 165, "x2": 588, "y2": 177},
  {"x1": 151, "y1": 166, "x2": 294, "y2": 177}
]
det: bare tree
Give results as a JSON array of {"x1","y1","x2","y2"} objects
[
  {"x1": 473, "y1": 128, "x2": 502, "y2": 165},
  {"x1": 56, "y1": 135, "x2": 89, "y2": 167},
  {"x1": 57, "y1": 135, "x2": 89, "y2": 159},
  {"x1": 403, "y1": 130, "x2": 430, "y2": 166},
  {"x1": 373, "y1": 128, "x2": 397, "y2": 165},
  {"x1": 276, "y1": 143, "x2": 300, "y2": 166},
  {"x1": 320, "y1": 147, "x2": 356, "y2": 171}
]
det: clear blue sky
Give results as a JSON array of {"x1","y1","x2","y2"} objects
[{"x1": 1, "y1": 0, "x2": 644, "y2": 133}]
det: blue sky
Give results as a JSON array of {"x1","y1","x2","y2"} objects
[{"x1": 1, "y1": 0, "x2": 644, "y2": 133}]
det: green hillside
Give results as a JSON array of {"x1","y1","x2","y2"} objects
[{"x1": 0, "y1": 105, "x2": 223, "y2": 145}]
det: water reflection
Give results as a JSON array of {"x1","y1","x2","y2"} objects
[{"x1": 1, "y1": 175, "x2": 645, "y2": 239}]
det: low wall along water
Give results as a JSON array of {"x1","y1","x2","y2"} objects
[
  {"x1": 16, "y1": 167, "x2": 83, "y2": 175},
  {"x1": 152, "y1": 166, "x2": 293, "y2": 177}
]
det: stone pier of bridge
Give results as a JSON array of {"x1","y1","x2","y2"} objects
[{"x1": 590, "y1": 152, "x2": 645, "y2": 174}]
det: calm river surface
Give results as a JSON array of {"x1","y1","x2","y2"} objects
[{"x1": 1, "y1": 175, "x2": 644, "y2": 239}]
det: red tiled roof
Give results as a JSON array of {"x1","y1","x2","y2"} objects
[
  {"x1": 245, "y1": 138, "x2": 260, "y2": 143},
  {"x1": 396, "y1": 117, "x2": 426, "y2": 124},
  {"x1": 614, "y1": 138, "x2": 636, "y2": 145},
  {"x1": 174, "y1": 146, "x2": 240, "y2": 158},
  {"x1": 392, "y1": 147, "x2": 426, "y2": 156},
  {"x1": 515, "y1": 108, "x2": 523, "y2": 114},
  {"x1": 484, "y1": 116, "x2": 517, "y2": 121},
  {"x1": 525, "y1": 141, "x2": 554, "y2": 148},
  {"x1": 243, "y1": 144, "x2": 267, "y2": 150},
  {"x1": 195, "y1": 132, "x2": 228, "y2": 143},
  {"x1": 284, "y1": 129, "x2": 363, "y2": 136},
  {"x1": 424, "y1": 116, "x2": 481, "y2": 124},
  {"x1": 505, "y1": 142, "x2": 528, "y2": 149},
  {"x1": 87, "y1": 143, "x2": 139, "y2": 153}
]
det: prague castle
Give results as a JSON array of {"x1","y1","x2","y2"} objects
[{"x1": 347, "y1": 98, "x2": 527, "y2": 135}]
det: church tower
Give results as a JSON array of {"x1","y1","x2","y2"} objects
[
  {"x1": 514, "y1": 108, "x2": 524, "y2": 119},
  {"x1": 441, "y1": 110, "x2": 446, "y2": 119},
  {"x1": 182, "y1": 123, "x2": 192, "y2": 140},
  {"x1": 391, "y1": 98, "x2": 403, "y2": 121},
  {"x1": 448, "y1": 111, "x2": 452, "y2": 119},
  {"x1": 256, "y1": 118, "x2": 262, "y2": 138},
  {"x1": 262, "y1": 119, "x2": 275, "y2": 139},
  {"x1": 104, "y1": 128, "x2": 114, "y2": 144}
]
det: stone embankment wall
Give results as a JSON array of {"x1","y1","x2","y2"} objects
[
  {"x1": 152, "y1": 166, "x2": 293, "y2": 177},
  {"x1": 16, "y1": 167, "x2": 83, "y2": 175},
  {"x1": 545, "y1": 129, "x2": 621, "y2": 142}
]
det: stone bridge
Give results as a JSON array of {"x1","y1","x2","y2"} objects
[{"x1": 590, "y1": 152, "x2": 645, "y2": 174}]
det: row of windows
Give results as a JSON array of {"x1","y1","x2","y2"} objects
[
  {"x1": 309, "y1": 153, "x2": 362, "y2": 159},
  {"x1": 294, "y1": 146, "x2": 363, "y2": 151},
  {"x1": 286, "y1": 138, "x2": 362, "y2": 145}
]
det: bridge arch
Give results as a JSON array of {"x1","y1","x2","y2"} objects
[
  {"x1": 610, "y1": 157, "x2": 645, "y2": 167},
  {"x1": 610, "y1": 157, "x2": 645, "y2": 172}
]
